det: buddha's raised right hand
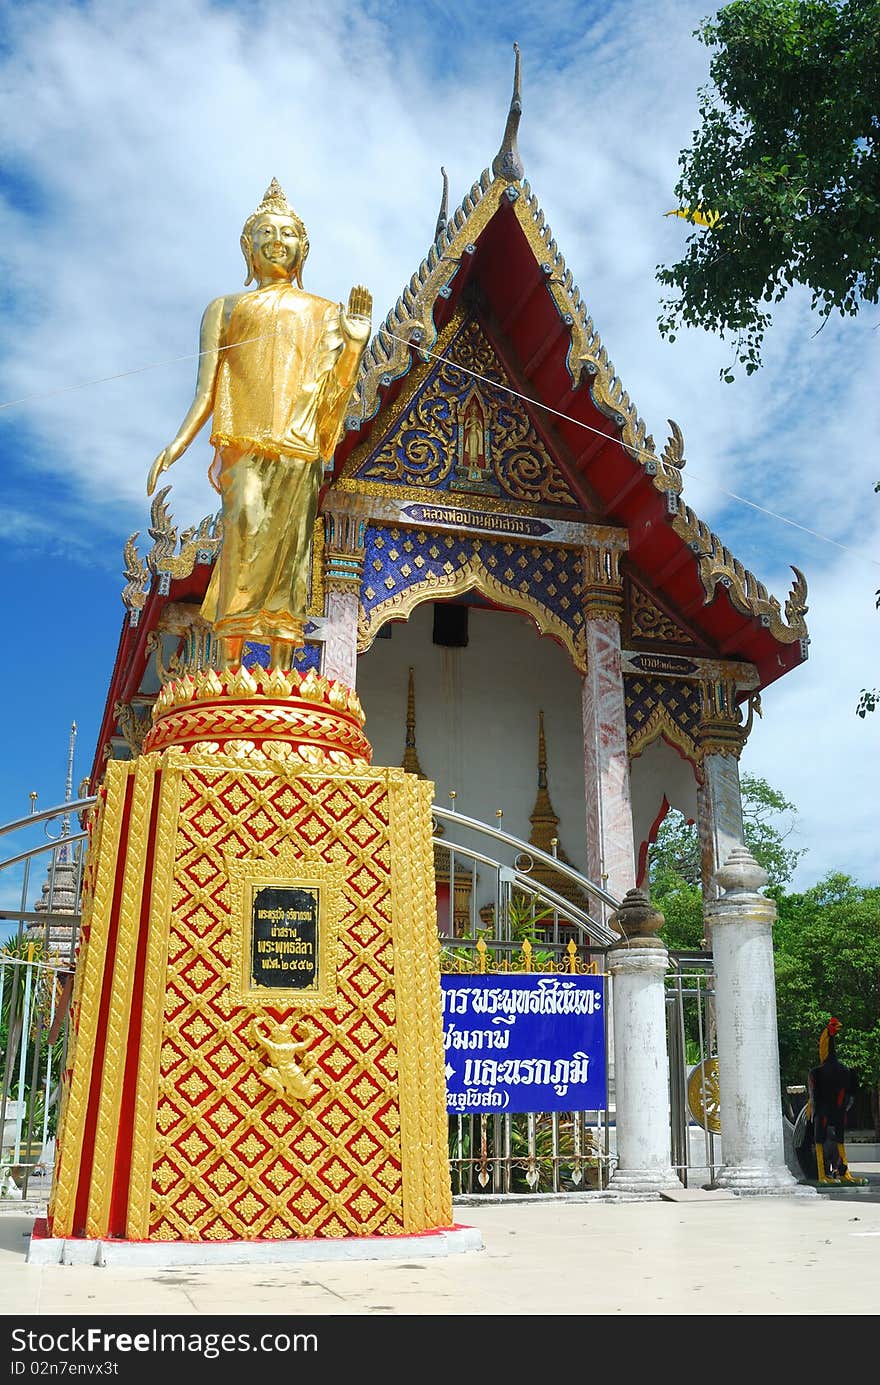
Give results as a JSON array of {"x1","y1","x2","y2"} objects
[{"x1": 340, "y1": 284, "x2": 372, "y2": 344}]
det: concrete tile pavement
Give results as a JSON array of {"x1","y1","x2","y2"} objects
[{"x1": 2, "y1": 1177, "x2": 879, "y2": 1316}]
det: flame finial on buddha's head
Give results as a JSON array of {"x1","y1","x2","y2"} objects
[{"x1": 240, "y1": 178, "x2": 310, "y2": 285}]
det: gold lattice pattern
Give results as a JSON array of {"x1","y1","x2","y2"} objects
[
  {"x1": 358, "y1": 525, "x2": 586, "y2": 669},
  {"x1": 148, "y1": 765, "x2": 407, "y2": 1241},
  {"x1": 624, "y1": 675, "x2": 702, "y2": 760}
]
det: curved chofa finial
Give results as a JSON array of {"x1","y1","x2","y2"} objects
[
  {"x1": 435, "y1": 166, "x2": 449, "y2": 241},
  {"x1": 492, "y1": 42, "x2": 524, "y2": 182}
]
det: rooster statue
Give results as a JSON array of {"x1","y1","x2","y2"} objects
[{"x1": 799, "y1": 1017, "x2": 868, "y2": 1185}]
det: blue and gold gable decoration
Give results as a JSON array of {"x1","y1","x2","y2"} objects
[
  {"x1": 356, "y1": 524, "x2": 586, "y2": 671},
  {"x1": 339, "y1": 312, "x2": 580, "y2": 511},
  {"x1": 334, "y1": 308, "x2": 588, "y2": 671}
]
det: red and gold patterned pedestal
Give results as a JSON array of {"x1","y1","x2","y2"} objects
[{"x1": 48, "y1": 668, "x2": 452, "y2": 1244}]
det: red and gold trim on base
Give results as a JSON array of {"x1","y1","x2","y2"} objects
[
  {"x1": 142, "y1": 666, "x2": 372, "y2": 769},
  {"x1": 50, "y1": 693, "x2": 451, "y2": 1242}
]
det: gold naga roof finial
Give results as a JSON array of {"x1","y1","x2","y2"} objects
[
  {"x1": 435, "y1": 166, "x2": 449, "y2": 241},
  {"x1": 492, "y1": 42, "x2": 524, "y2": 183},
  {"x1": 240, "y1": 178, "x2": 310, "y2": 286}
]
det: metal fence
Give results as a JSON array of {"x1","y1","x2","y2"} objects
[
  {"x1": 0, "y1": 799, "x2": 88, "y2": 1198},
  {"x1": 666, "y1": 955, "x2": 719, "y2": 1187}
]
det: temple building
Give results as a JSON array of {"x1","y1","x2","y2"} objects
[{"x1": 89, "y1": 54, "x2": 808, "y2": 934}]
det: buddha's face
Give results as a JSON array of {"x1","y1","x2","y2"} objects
[{"x1": 249, "y1": 213, "x2": 303, "y2": 281}]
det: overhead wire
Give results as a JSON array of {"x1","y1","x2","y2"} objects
[
  {"x1": 383, "y1": 329, "x2": 879, "y2": 565},
  {"x1": 0, "y1": 333, "x2": 278, "y2": 412},
  {"x1": 0, "y1": 318, "x2": 876, "y2": 567}
]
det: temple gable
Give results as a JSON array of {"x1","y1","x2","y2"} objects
[{"x1": 341, "y1": 314, "x2": 581, "y2": 513}]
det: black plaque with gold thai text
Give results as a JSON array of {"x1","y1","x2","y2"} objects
[{"x1": 250, "y1": 885, "x2": 319, "y2": 991}]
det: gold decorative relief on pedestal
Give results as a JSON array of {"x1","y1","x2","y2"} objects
[
  {"x1": 249, "y1": 1017, "x2": 320, "y2": 1103},
  {"x1": 126, "y1": 761, "x2": 182, "y2": 1240},
  {"x1": 50, "y1": 767, "x2": 128, "y2": 1237},
  {"x1": 142, "y1": 664, "x2": 371, "y2": 768},
  {"x1": 86, "y1": 755, "x2": 159, "y2": 1237},
  {"x1": 53, "y1": 747, "x2": 450, "y2": 1244}
]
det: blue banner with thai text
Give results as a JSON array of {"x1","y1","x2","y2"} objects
[{"x1": 441, "y1": 974, "x2": 606, "y2": 1114}]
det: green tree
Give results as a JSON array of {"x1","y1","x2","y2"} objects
[
  {"x1": 650, "y1": 770, "x2": 803, "y2": 881},
  {"x1": 657, "y1": 0, "x2": 880, "y2": 378},
  {"x1": 773, "y1": 874, "x2": 880, "y2": 1133},
  {"x1": 646, "y1": 774, "x2": 880, "y2": 1135},
  {"x1": 649, "y1": 773, "x2": 804, "y2": 950}
]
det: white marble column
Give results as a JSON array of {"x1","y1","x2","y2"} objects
[
  {"x1": 320, "y1": 501, "x2": 368, "y2": 689},
  {"x1": 697, "y1": 752, "x2": 745, "y2": 902},
  {"x1": 322, "y1": 589, "x2": 360, "y2": 688},
  {"x1": 706, "y1": 848, "x2": 802, "y2": 1195},
  {"x1": 582, "y1": 614, "x2": 636, "y2": 904},
  {"x1": 607, "y1": 889, "x2": 679, "y2": 1193}
]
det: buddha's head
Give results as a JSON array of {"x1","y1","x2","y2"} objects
[{"x1": 241, "y1": 179, "x2": 309, "y2": 287}]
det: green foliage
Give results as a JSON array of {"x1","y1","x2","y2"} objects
[
  {"x1": 649, "y1": 811, "x2": 702, "y2": 888},
  {"x1": 646, "y1": 769, "x2": 879, "y2": 1130},
  {"x1": 437, "y1": 891, "x2": 557, "y2": 971},
  {"x1": 505, "y1": 891, "x2": 556, "y2": 968},
  {"x1": 657, "y1": 0, "x2": 880, "y2": 376},
  {"x1": 648, "y1": 772, "x2": 805, "y2": 947},
  {"x1": 773, "y1": 873, "x2": 880, "y2": 1130},
  {"x1": 651, "y1": 868, "x2": 705, "y2": 950},
  {"x1": 739, "y1": 772, "x2": 806, "y2": 884}
]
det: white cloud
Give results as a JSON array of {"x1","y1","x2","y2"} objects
[
  {"x1": 742, "y1": 510, "x2": 880, "y2": 888},
  {"x1": 0, "y1": 0, "x2": 877, "y2": 889}
]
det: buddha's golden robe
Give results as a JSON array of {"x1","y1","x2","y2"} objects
[{"x1": 202, "y1": 281, "x2": 364, "y2": 642}]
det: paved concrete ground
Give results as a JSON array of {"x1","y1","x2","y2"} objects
[{"x1": 1, "y1": 1168, "x2": 879, "y2": 1316}]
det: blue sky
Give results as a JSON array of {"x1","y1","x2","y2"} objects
[{"x1": 0, "y1": 0, "x2": 878, "y2": 924}]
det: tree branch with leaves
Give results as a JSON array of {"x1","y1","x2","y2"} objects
[{"x1": 657, "y1": 0, "x2": 880, "y2": 379}]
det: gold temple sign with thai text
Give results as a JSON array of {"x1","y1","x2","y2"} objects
[
  {"x1": 626, "y1": 653, "x2": 699, "y2": 677},
  {"x1": 399, "y1": 503, "x2": 552, "y2": 537},
  {"x1": 250, "y1": 885, "x2": 320, "y2": 991}
]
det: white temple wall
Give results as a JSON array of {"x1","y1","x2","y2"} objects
[
  {"x1": 359, "y1": 600, "x2": 707, "y2": 913},
  {"x1": 357, "y1": 602, "x2": 588, "y2": 884}
]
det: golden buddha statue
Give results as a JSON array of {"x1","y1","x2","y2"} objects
[{"x1": 147, "y1": 179, "x2": 372, "y2": 670}]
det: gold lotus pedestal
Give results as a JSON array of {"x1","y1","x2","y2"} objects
[{"x1": 33, "y1": 668, "x2": 471, "y2": 1265}]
